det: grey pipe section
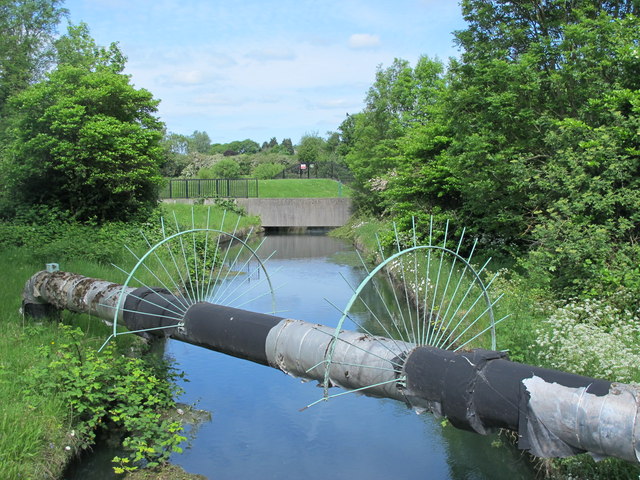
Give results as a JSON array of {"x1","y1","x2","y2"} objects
[
  {"x1": 22, "y1": 270, "x2": 135, "y2": 324},
  {"x1": 523, "y1": 376, "x2": 640, "y2": 463},
  {"x1": 265, "y1": 319, "x2": 413, "y2": 401},
  {"x1": 21, "y1": 270, "x2": 640, "y2": 464}
]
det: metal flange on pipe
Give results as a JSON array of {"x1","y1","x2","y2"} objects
[{"x1": 22, "y1": 270, "x2": 640, "y2": 465}]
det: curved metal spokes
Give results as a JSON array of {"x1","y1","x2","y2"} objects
[
  {"x1": 99, "y1": 207, "x2": 276, "y2": 350},
  {"x1": 311, "y1": 217, "x2": 508, "y2": 407}
]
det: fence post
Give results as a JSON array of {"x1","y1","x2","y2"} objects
[
  {"x1": 185, "y1": 179, "x2": 189, "y2": 199},
  {"x1": 169, "y1": 180, "x2": 173, "y2": 198}
]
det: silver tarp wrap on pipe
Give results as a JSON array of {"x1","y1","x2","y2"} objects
[
  {"x1": 523, "y1": 376, "x2": 640, "y2": 463},
  {"x1": 265, "y1": 319, "x2": 413, "y2": 401}
]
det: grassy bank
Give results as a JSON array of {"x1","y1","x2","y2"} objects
[
  {"x1": 0, "y1": 250, "x2": 132, "y2": 477},
  {"x1": 257, "y1": 178, "x2": 351, "y2": 198},
  {"x1": 332, "y1": 215, "x2": 640, "y2": 479},
  {"x1": 0, "y1": 204, "x2": 259, "y2": 478}
]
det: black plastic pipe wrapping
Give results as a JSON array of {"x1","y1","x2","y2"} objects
[
  {"x1": 22, "y1": 272, "x2": 640, "y2": 464},
  {"x1": 401, "y1": 346, "x2": 623, "y2": 459},
  {"x1": 124, "y1": 288, "x2": 284, "y2": 366}
]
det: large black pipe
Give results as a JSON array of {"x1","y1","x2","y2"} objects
[
  {"x1": 124, "y1": 287, "x2": 284, "y2": 366},
  {"x1": 403, "y1": 346, "x2": 611, "y2": 433}
]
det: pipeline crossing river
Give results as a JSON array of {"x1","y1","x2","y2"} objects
[{"x1": 67, "y1": 231, "x2": 536, "y2": 479}]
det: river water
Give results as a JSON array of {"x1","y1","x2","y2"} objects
[
  {"x1": 67, "y1": 232, "x2": 536, "y2": 479},
  {"x1": 167, "y1": 232, "x2": 535, "y2": 480}
]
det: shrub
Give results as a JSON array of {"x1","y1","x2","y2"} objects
[
  {"x1": 25, "y1": 325, "x2": 186, "y2": 473},
  {"x1": 198, "y1": 158, "x2": 241, "y2": 179},
  {"x1": 252, "y1": 162, "x2": 283, "y2": 179}
]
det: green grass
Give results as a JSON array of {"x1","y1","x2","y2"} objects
[
  {"x1": 0, "y1": 247, "x2": 156, "y2": 478},
  {"x1": 0, "y1": 249, "x2": 72, "y2": 478},
  {"x1": 159, "y1": 203, "x2": 260, "y2": 232},
  {"x1": 257, "y1": 179, "x2": 351, "y2": 198},
  {"x1": 0, "y1": 204, "x2": 255, "y2": 478}
]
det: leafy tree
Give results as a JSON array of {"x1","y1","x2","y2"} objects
[
  {"x1": 297, "y1": 134, "x2": 326, "y2": 167},
  {"x1": 230, "y1": 139, "x2": 260, "y2": 154},
  {"x1": 187, "y1": 130, "x2": 211, "y2": 154},
  {"x1": 210, "y1": 139, "x2": 260, "y2": 155},
  {"x1": 281, "y1": 138, "x2": 294, "y2": 155},
  {"x1": 160, "y1": 131, "x2": 189, "y2": 177},
  {"x1": 440, "y1": 0, "x2": 640, "y2": 262},
  {"x1": 442, "y1": 0, "x2": 640, "y2": 242},
  {"x1": 0, "y1": 0, "x2": 67, "y2": 113},
  {"x1": 343, "y1": 56, "x2": 446, "y2": 211},
  {"x1": 1, "y1": 25, "x2": 164, "y2": 222},
  {"x1": 162, "y1": 132, "x2": 189, "y2": 155},
  {"x1": 344, "y1": 1, "x2": 640, "y2": 296},
  {"x1": 199, "y1": 158, "x2": 241, "y2": 179}
]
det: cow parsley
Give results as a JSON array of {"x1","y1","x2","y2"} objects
[{"x1": 533, "y1": 296, "x2": 640, "y2": 383}]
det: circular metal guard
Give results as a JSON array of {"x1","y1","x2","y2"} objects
[
  {"x1": 99, "y1": 208, "x2": 276, "y2": 350},
  {"x1": 311, "y1": 217, "x2": 507, "y2": 406}
]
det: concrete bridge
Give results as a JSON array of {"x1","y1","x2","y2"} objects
[
  {"x1": 237, "y1": 198, "x2": 353, "y2": 228},
  {"x1": 162, "y1": 197, "x2": 352, "y2": 228}
]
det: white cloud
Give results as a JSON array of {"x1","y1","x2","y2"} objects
[
  {"x1": 348, "y1": 33, "x2": 381, "y2": 49},
  {"x1": 170, "y1": 70, "x2": 207, "y2": 86},
  {"x1": 64, "y1": 0, "x2": 465, "y2": 143}
]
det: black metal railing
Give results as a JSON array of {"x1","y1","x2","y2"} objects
[{"x1": 159, "y1": 178, "x2": 258, "y2": 199}]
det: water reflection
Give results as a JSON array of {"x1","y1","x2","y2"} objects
[{"x1": 168, "y1": 233, "x2": 535, "y2": 480}]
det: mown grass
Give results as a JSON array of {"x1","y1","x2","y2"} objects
[
  {"x1": 257, "y1": 178, "x2": 351, "y2": 198},
  {"x1": 159, "y1": 202, "x2": 260, "y2": 232}
]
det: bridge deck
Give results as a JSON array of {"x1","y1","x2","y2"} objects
[{"x1": 236, "y1": 198, "x2": 352, "y2": 227}]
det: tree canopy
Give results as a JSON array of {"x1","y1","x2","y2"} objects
[
  {"x1": 1, "y1": 23, "x2": 164, "y2": 222},
  {"x1": 0, "y1": 0, "x2": 67, "y2": 113},
  {"x1": 340, "y1": 0, "x2": 640, "y2": 296}
]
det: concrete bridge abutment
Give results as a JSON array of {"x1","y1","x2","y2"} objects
[{"x1": 235, "y1": 198, "x2": 352, "y2": 228}]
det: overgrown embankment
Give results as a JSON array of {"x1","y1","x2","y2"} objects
[
  {"x1": 0, "y1": 204, "x2": 258, "y2": 478},
  {"x1": 332, "y1": 215, "x2": 640, "y2": 479}
]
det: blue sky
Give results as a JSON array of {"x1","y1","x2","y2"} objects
[{"x1": 63, "y1": 0, "x2": 466, "y2": 145}]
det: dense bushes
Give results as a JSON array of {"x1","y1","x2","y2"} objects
[
  {"x1": 1, "y1": 24, "x2": 164, "y2": 223},
  {"x1": 26, "y1": 325, "x2": 186, "y2": 473},
  {"x1": 0, "y1": 206, "x2": 153, "y2": 264}
]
